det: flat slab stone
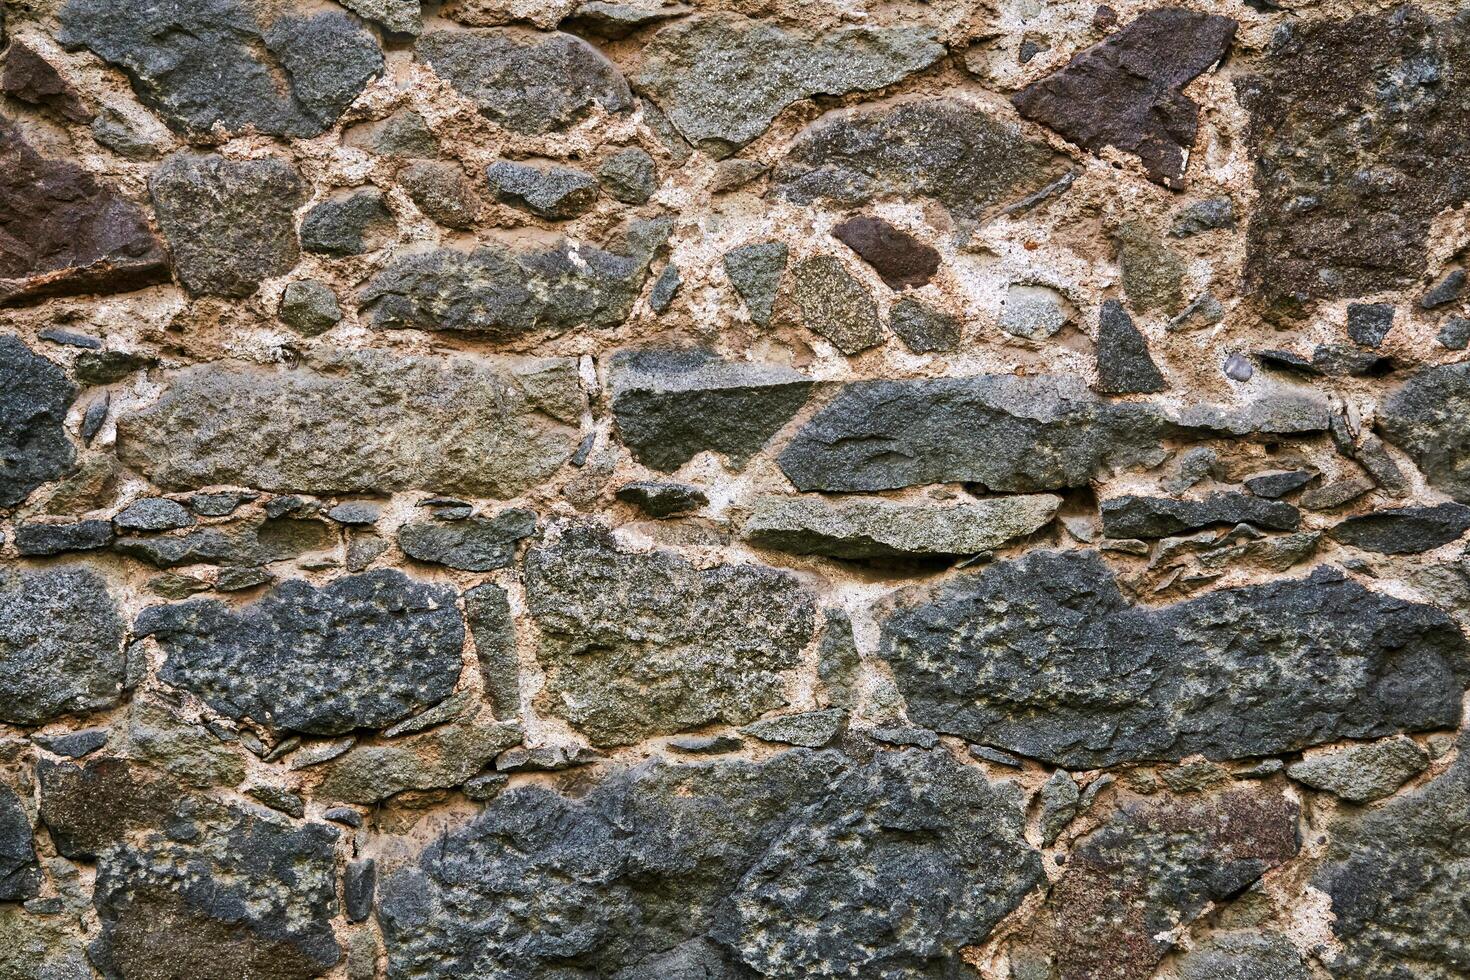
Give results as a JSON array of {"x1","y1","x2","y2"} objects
[
  {"x1": 1100, "y1": 492, "x2": 1300, "y2": 538},
  {"x1": 1329, "y1": 503, "x2": 1470, "y2": 555}
]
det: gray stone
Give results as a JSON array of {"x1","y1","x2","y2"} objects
[
  {"x1": 1175, "y1": 931, "x2": 1310, "y2": 980},
  {"x1": 1038, "y1": 770, "x2": 1079, "y2": 846},
  {"x1": 418, "y1": 29, "x2": 631, "y2": 134},
  {"x1": 0, "y1": 336, "x2": 76, "y2": 508},
  {"x1": 722, "y1": 240, "x2": 787, "y2": 327},
  {"x1": 970, "y1": 744, "x2": 1024, "y2": 768},
  {"x1": 115, "y1": 497, "x2": 194, "y2": 531},
  {"x1": 1380, "y1": 363, "x2": 1470, "y2": 503},
  {"x1": 300, "y1": 188, "x2": 394, "y2": 256},
  {"x1": 371, "y1": 108, "x2": 438, "y2": 157},
  {"x1": 495, "y1": 744, "x2": 604, "y2": 772},
  {"x1": 325, "y1": 502, "x2": 379, "y2": 526},
  {"x1": 465, "y1": 583, "x2": 519, "y2": 720},
  {"x1": 817, "y1": 609, "x2": 860, "y2": 711},
  {"x1": 999, "y1": 284, "x2": 1070, "y2": 340},
  {"x1": 0, "y1": 906, "x2": 91, "y2": 980},
  {"x1": 32, "y1": 727, "x2": 109, "y2": 758},
  {"x1": 1421, "y1": 270, "x2": 1466, "y2": 309},
  {"x1": 1347, "y1": 303, "x2": 1395, "y2": 348},
  {"x1": 398, "y1": 508, "x2": 537, "y2": 571},
  {"x1": 149, "y1": 153, "x2": 305, "y2": 298},
  {"x1": 1301, "y1": 476, "x2": 1375, "y2": 511},
  {"x1": 378, "y1": 748, "x2": 1041, "y2": 978},
  {"x1": 1438, "y1": 316, "x2": 1470, "y2": 350},
  {"x1": 1101, "y1": 493, "x2": 1300, "y2": 538},
  {"x1": 1244, "y1": 469, "x2": 1316, "y2": 498},
  {"x1": 667, "y1": 734, "x2": 744, "y2": 754},
  {"x1": 117, "y1": 351, "x2": 581, "y2": 496},
  {"x1": 598, "y1": 147, "x2": 657, "y2": 204},
  {"x1": 744, "y1": 493, "x2": 1060, "y2": 560},
  {"x1": 317, "y1": 713, "x2": 522, "y2": 803},
  {"x1": 14, "y1": 520, "x2": 114, "y2": 556},
  {"x1": 340, "y1": 0, "x2": 420, "y2": 35},
  {"x1": 0, "y1": 567, "x2": 126, "y2": 726},
  {"x1": 790, "y1": 255, "x2": 886, "y2": 354},
  {"x1": 778, "y1": 374, "x2": 1172, "y2": 493},
  {"x1": 398, "y1": 161, "x2": 479, "y2": 229},
  {"x1": 1330, "y1": 503, "x2": 1470, "y2": 555},
  {"x1": 137, "y1": 571, "x2": 464, "y2": 736},
  {"x1": 1223, "y1": 352, "x2": 1253, "y2": 382},
  {"x1": 523, "y1": 526, "x2": 816, "y2": 746},
  {"x1": 635, "y1": 13, "x2": 944, "y2": 156},
  {"x1": 774, "y1": 97, "x2": 1065, "y2": 225},
  {"x1": 345, "y1": 859, "x2": 376, "y2": 923},
  {"x1": 248, "y1": 784, "x2": 305, "y2": 818},
  {"x1": 1287, "y1": 736, "x2": 1428, "y2": 804},
  {"x1": 615, "y1": 480, "x2": 708, "y2": 518},
  {"x1": 880, "y1": 552, "x2": 1470, "y2": 768},
  {"x1": 1094, "y1": 299, "x2": 1165, "y2": 394},
  {"x1": 73, "y1": 348, "x2": 156, "y2": 385},
  {"x1": 0, "y1": 782, "x2": 39, "y2": 901},
  {"x1": 58, "y1": 0, "x2": 381, "y2": 138},
  {"x1": 564, "y1": 1, "x2": 690, "y2": 39},
  {"x1": 741, "y1": 709, "x2": 845, "y2": 747},
  {"x1": 610, "y1": 348, "x2": 812, "y2": 471},
  {"x1": 1170, "y1": 197, "x2": 1236, "y2": 238},
  {"x1": 648, "y1": 262, "x2": 680, "y2": 312},
  {"x1": 710, "y1": 158, "x2": 767, "y2": 192},
  {"x1": 1114, "y1": 221, "x2": 1186, "y2": 315},
  {"x1": 486, "y1": 161, "x2": 599, "y2": 220},
  {"x1": 889, "y1": 298, "x2": 962, "y2": 353}
]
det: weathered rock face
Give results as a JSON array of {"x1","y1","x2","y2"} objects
[
  {"x1": 1380, "y1": 363, "x2": 1470, "y2": 503},
  {"x1": 317, "y1": 714, "x2": 523, "y2": 804},
  {"x1": 1100, "y1": 492, "x2": 1301, "y2": 538},
  {"x1": 832, "y1": 215, "x2": 940, "y2": 290},
  {"x1": 137, "y1": 571, "x2": 463, "y2": 735},
  {"x1": 0, "y1": 335, "x2": 76, "y2": 508},
  {"x1": 116, "y1": 351, "x2": 582, "y2": 496},
  {"x1": 379, "y1": 748, "x2": 1040, "y2": 978},
  {"x1": 1330, "y1": 503, "x2": 1470, "y2": 554},
  {"x1": 485, "y1": 160, "x2": 599, "y2": 220},
  {"x1": 397, "y1": 509, "x2": 537, "y2": 571},
  {"x1": 789, "y1": 255, "x2": 885, "y2": 354},
  {"x1": 1094, "y1": 299, "x2": 1165, "y2": 394},
  {"x1": 1238, "y1": 8, "x2": 1470, "y2": 317},
  {"x1": 58, "y1": 0, "x2": 382, "y2": 138},
  {"x1": 0, "y1": 781, "x2": 39, "y2": 901},
  {"x1": 880, "y1": 551, "x2": 1470, "y2": 767},
  {"x1": 523, "y1": 527, "x2": 816, "y2": 745},
  {"x1": 1286, "y1": 735, "x2": 1429, "y2": 803}
]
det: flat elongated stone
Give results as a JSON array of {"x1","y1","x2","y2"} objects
[
  {"x1": 889, "y1": 298, "x2": 961, "y2": 352},
  {"x1": 523, "y1": 527, "x2": 816, "y2": 745},
  {"x1": 0, "y1": 336, "x2": 76, "y2": 508},
  {"x1": 615, "y1": 481, "x2": 708, "y2": 518},
  {"x1": 485, "y1": 161, "x2": 598, "y2": 220},
  {"x1": 340, "y1": 0, "x2": 420, "y2": 35},
  {"x1": 636, "y1": 14, "x2": 944, "y2": 156},
  {"x1": 117, "y1": 351, "x2": 581, "y2": 496},
  {"x1": 138, "y1": 571, "x2": 464, "y2": 736},
  {"x1": 880, "y1": 551, "x2": 1470, "y2": 768},
  {"x1": 397, "y1": 509, "x2": 537, "y2": 571},
  {"x1": 1013, "y1": 8, "x2": 1236, "y2": 188},
  {"x1": 740, "y1": 708, "x2": 845, "y2": 747},
  {"x1": 610, "y1": 348, "x2": 812, "y2": 471},
  {"x1": 790, "y1": 256, "x2": 885, "y2": 353},
  {"x1": 1330, "y1": 503, "x2": 1470, "y2": 555},
  {"x1": 0, "y1": 567, "x2": 126, "y2": 726},
  {"x1": 1287, "y1": 736, "x2": 1429, "y2": 803},
  {"x1": 1380, "y1": 363, "x2": 1470, "y2": 503},
  {"x1": 743, "y1": 493, "x2": 1061, "y2": 559},
  {"x1": 418, "y1": 29, "x2": 631, "y2": 134},
  {"x1": 1101, "y1": 492, "x2": 1300, "y2": 538},
  {"x1": 317, "y1": 715, "x2": 523, "y2": 804},
  {"x1": 14, "y1": 519, "x2": 115, "y2": 555}
]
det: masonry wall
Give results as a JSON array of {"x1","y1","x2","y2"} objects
[{"x1": 2, "y1": 0, "x2": 1470, "y2": 977}]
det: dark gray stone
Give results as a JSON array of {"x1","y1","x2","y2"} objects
[
  {"x1": 279, "y1": 280, "x2": 343, "y2": 336},
  {"x1": 1438, "y1": 316, "x2": 1470, "y2": 350},
  {"x1": 248, "y1": 784, "x2": 305, "y2": 818},
  {"x1": 1038, "y1": 770, "x2": 1080, "y2": 846},
  {"x1": 610, "y1": 348, "x2": 812, "y2": 471},
  {"x1": 73, "y1": 348, "x2": 156, "y2": 385},
  {"x1": 1174, "y1": 931, "x2": 1310, "y2": 980},
  {"x1": 325, "y1": 502, "x2": 379, "y2": 526},
  {"x1": 635, "y1": 13, "x2": 944, "y2": 156},
  {"x1": 32, "y1": 727, "x2": 108, "y2": 758},
  {"x1": 564, "y1": 1, "x2": 690, "y2": 39},
  {"x1": 1380, "y1": 363, "x2": 1470, "y2": 503},
  {"x1": 1420, "y1": 269, "x2": 1466, "y2": 309},
  {"x1": 0, "y1": 782, "x2": 39, "y2": 901},
  {"x1": 339, "y1": 0, "x2": 419, "y2": 36},
  {"x1": 1287, "y1": 735, "x2": 1428, "y2": 804},
  {"x1": 83, "y1": 393, "x2": 109, "y2": 444},
  {"x1": 1100, "y1": 492, "x2": 1300, "y2": 538},
  {"x1": 667, "y1": 734, "x2": 744, "y2": 754},
  {"x1": 397, "y1": 508, "x2": 537, "y2": 571},
  {"x1": 648, "y1": 262, "x2": 680, "y2": 313},
  {"x1": 817, "y1": 609, "x2": 860, "y2": 711},
  {"x1": 1347, "y1": 303, "x2": 1395, "y2": 348},
  {"x1": 615, "y1": 480, "x2": 708, "y2": 518},
  {"x1": 486, "y1": 161, "x2": 599, "y2": 220},
  {"x1": 149, "y1": 153, "x2": 305, "y2": 298},
  {"x1": 371, "y1": 109, "x2": 437, "y2": 157},
  {"x1": 523, "y1": 526, "x2": 816, "y2": 745},
  {"x1": 58, "y1": 0, "x2": 381, "y2": 137},
  {"x1": 115, "y1": 497, "x2": 195, "y2": 532},
  {"x1": 880, "y1": 551, "x2": 1470, "y2": 767},
  {"x1": 1244, "y1": 469, "x2": 1316, "y2": 498},
  {"x1": 889, "y1": 298, "x2": 962, "y2": 353},
  {"x1": 740, "y1": 709, "x2": 845, "y2": 747},
  {"x1": 0, "y1": 336, "x2": 76, "y2": 508},
  {"x1": 345, "y1": 859, "x2": 375, "y2": 923},
  {"x1": 1170, "y1": 197, "x2": 1235, "y2": 238},
  {"x1": 465, "y1": 583, "x2": 520, "y2": 720},
  {"x1": 722, "y1": 241, "x2": 787, "y2": 327},
  {"x1": 137, "y1": 570, "x2": 464, "y2": 735},
  {"x1": 1094, "y1": 299, "x2": 1165, "y2": 394},
  {"x1": 1329, "y1": 503, "x2": 1470, "y2": 555},
  {"x1": 190, "y1": 492, "x2": 252, "y2": 517},
  {"x1": 0, "y1": 567, "x2": 126, "y2": 726},
  {"x1": 14, "y1": 520, "x2": 115, "y2": 556},
  {"x1": 316, "y1": 713, "x2": 523, "y2": 804},
  {"x1": 790, "y1": 256, "x2": 885, "y2": 354},
  {"x1": 398, "y1": 161, "x2": 478, "y2": 230},
  {"x1": 300, "y1": 189, "x2": 394, "y2": 257},
  {"x1": 417, "y1": 29, "x2": 631, "y2": 134},
  {"x1": 598, "y1": 147, "x2": 657, "y2": 204}
]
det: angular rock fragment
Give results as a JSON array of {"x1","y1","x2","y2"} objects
[
  {"x1": 117, "y1": 351, "x2": 581, "y2": 496},
  {"x1": 1037, "y1": 771, "x2": 1080, "y2": 846},
  {"x1": 889, "y1": 297, "x2": 961, "y2": 352},
  {"x1": 647, "y1": 262, "x2": 680, "y2": 312},
  {"x1": 1421, "y1": 270, "x2": 1466, "y2": 310},
  {"x1": 635, "y1": 14, "x2": 944, "y2": 155},
  {"x1": 465, "y1": 584, "x2": 519, "y2": 720},
  {"x1": 1094, "y1": 299, "x2": 1165, "y2": 394},
  {"x1": 1114, "y1": 221, "x2": 1185, "y2": 314},
  {"x1": 486, "y1": 160, "x2": 599, "y2": 220},
  {"x1": 59, "y1": 0, "x2": 382, "y2": 138},
  {"x1": 279, "y1": 280, "x2": 343, "y2": 335},
  {"x1": 399, "y1": 161, "x2": 479, "y2": 229},
  {"x1": 14, "y1": 519, "x2": 115, "y2": 555},
  {"x1": 1101, "y1": 492, "x2": 1300, "y2": 538},
  {"x1": 115, "y1": 497, "x2": 195, "y2": 532},
  {"x1": 610, "y1": 348, "x2": 812, "y2": 471},
  {"x1": 597, "y1": 147, "x2": 657, "y2": 204},
  {"x1": 722, "y1": 240, "x2": 787, "y2": 326},
  {"x1": 523, "y1": 526, "x2": 816, "y2": 745},
  {"x1": 0, "y1": 906, "x2": 92, "y2": 980},
  {"x1": 32, "y1": 727, "x2": 108, "y2": 758},
  {"x1": 1175, "y1": 931, "x2": 1310, "y2": 980},
  {"x1": 1379, "y1": 363, "x2": 1470, "y2": 503},
  {"x1": 615, "y1": 480, "x2": 708, "y2": 518},
  {"x1": 0, "y1": 336, "x2": 76, "y2": 508},
  {"x1": 1244, "y1": 469, "x2": 1316, "y2": 499},
  {"x1": 1287, "y1": 735, "x2": 1428, "y2": 804},
  {"x1": 0, "y1": 782, "x2": 39, "y2": 901},
  {"x1": 1012, "y1": 8, "x2": 1236, "y2": 188},
  {"x1": 1000, "y1": 283, "x2": 1071, "y2": 340},
  {"x1": 1347, "y1": 303, "x2": 1395, "y2": 348},
  {"x1": 38, "y1": 756, "x2": 190, "y2": 859},
  {"x1": 1330, "y1": 503, "x2": 1470, "y2": 555},
  {"x1": 0, "y1": 567, "x2": 126, "y2": 726},
  {"x1": 340, "y1": 0, "x2": 420, "y2": 36},
  {"x1": 880, "y1": 551, "x2": 1470, "y2": 767},
  {"x1": 1, "y1": 42, "x2": 91, "y2": 121},
  {"x1": 138, "y1": 571, "x2": 463, "y2": 736},
  {"x1": 398, "y1": 509, "x2": 537, "y2": 571},
  {"x1": 743, "y1": 493, "x2": 1060, "y2": 560},
  {"x1": 418, "y1": 29, "x2": 631, "y2": 134},
  {"x1": 789, "y1": 255, "x2": 886, "y2": 354},
  {"x1": 740, "y1": 708, "x2": 844, "y2": 747},
  {"x1": 300, "y1": 188, "x2": 394, "y2": 256},
  {"x1": 317, "y1": 714, "x2": 522, "y2": 803},
  {"x1": 831, "y1": 215, "x2": 939, "y2": 289},
  {"x1": 1170, "y1": 196, "x2": 1235, "y2": 238},
  {"x1": 0, "y1": 118, "x2": 168, "y2": 306},
  {"x1": 149, "y1": 153, "x2": 305, "y2": 298},
  {"x1": 775, "y1": 97, "x2": 1065, "y2": 224},
  {"x1": 564, "y1": 1, "x2": 690, "y2": 39}
]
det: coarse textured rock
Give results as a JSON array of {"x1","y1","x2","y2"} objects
[
  {"x1": 647, "y1": 262, "x2": 680, "y2": 312},
  {"x1": 399, "y1": 161, "x2": 479, "y2": 230},
  {"x1": 1, "y1": 42, "x2": 90, "y2": 121},
  {"x1": 317, "y1": 714, "x2": 523, "y2": 804},
  {"x1": 149, "y1": 153, "x2": 305, "y2": 298},
  {"x1": 137, "y1": 571, "x2": 463, "y2": 736},
  {"x1": 563, "y1": 1, "x2": 690, "y2": 39},
  {"x1": 279, "y1": 280, "x2": 343, "y2": 335},
  {"x1": 1287, "y1": 735, "x2": 1428, "y2": 804},
  {"x1": 378, "y1": 748, "x2": 1041, "y2": 978},
  {"x1": 1014, "y1": 788, "x2": 1299, "y2": 979},
  {"x1": 1114, "y1": 221, "x2": 1186, "y2": 315},
  {"x1": 0, "y1": 782, "x2": 39, "y2": 901},
  {"x1": 300, "y1": 189, "x2": 394, "y2": 256},
  {"x1": 1174, "y1": 931, "x2": 1310, "y2": 980},
  {"x1": 417, "y1": 29, "x2": 631, "y2": 134},
  {"x1": 1329, "y1": 503, "x2": 1470, "y2": 555},
  {"x1": 610, "y1": 348, "x2": 812, "y2": 471},
  {"x1": 370, "y1": 109, "x2": 438, "y2": 157},
  {"x1": 789, "y1": 255, "x2": 886, "y2": 353},
  {"x1": 722, "y1": 240, "x2": 787, "y2": 326},
  {"x1": 345, "y1": 858, "x2": 376, "y2": 923},
  {"x1": 635, "y1": 14, "x2": 944, "y2": 156},
  {"x1": 14, "y1": 519, "x2": 115, "y2": 555},
  {"x1": 743, "y1": 493, "x2": 1060, "y2": 560},
  {"x1": 1244, "y1": 469, "x2": 1316, "y2": 499},
  {"x1": 740, "y1": 709, "x2": 845, "y2": 747},
  {"x1": 778, "y1": 374, "x2": 1172, "y2": 493},
  {"x1": 999, "y1": 284, "x2": 1071, "y2": 340},
  {"x1": 38, "y1": 757, "x2": 187, "y2": 860},
  {"x1": 0, "y1": 118, "x2": 169, "y2": 306},
  {"x1": 1094, "y1": 299, "x2": 1165, "y2": 394},
  {"x1": 1379, "y1": 363, "x2": 1470, "y2": 503},
  {"x1": 0, "y1": 567, "x2": 126, "y2": 726},
  {"x1": 115, "y1": 497, "x2": 195, "y2": 531},
  {"x1": 397, "y1": 508, "x2": 537, "y2": 571},
  {"x1": 615, "y1": 480, "x2": 708, "y2": 518},
  {"x1": 1012, "y1": 8, "x2": 1236, "y2": 189},
  {"x1": 58, "y1": 0, "x2": 382, "y2": 138},
  {"x1": 485, "y1": 160, "x2": 598, "y2": 220},
  {"x1": 1301, "y1": 476, "x2": 1376, "y2": 511},
  {"x1": 117, "y1": 351, "x2": 582, "y2": 496},
  {"x1": 522, "y1": 526, "x2": 816, "y2": 745},
  {"x1": 1347, "y1": 303, "x2": 1395, "y2": 348},
  {"x1": 32, "y1": 727, "x2": 109, "y2": 758},
  {"x1": 831, "y1": 215, "x2": 940, "y2": 290},
  {"x1": 880, "y1": 551, "x2": 1470, "y2": 767},
  {"x1": 1421, "y1": 270, "x2": 1466, "y2": 310},
  {"x1": 1038, "y1": 770, "x2": 1080, "y2": 846},
  {"x1": 774, "y1": 97, "x2": 1065, "y2": 225},
  {"x1": 1237, "y1": 8, "x2": 1470, "y2": 318},
  {"x1": 1438, "y1": 316, "x2": 1470, "y2": 350},
  {"x1": 598, "y1": 147, "x2": 657, "y2": 204},
  {"x1": 340, "y1": 0, "x2": 420, "y2": 35},
  {"x1": 0, "y1": 905, "x2": 91, "y2": 979},
  {"x1": 1170, "y1": 197, "x2": 1235, "y2": 238},
  {"x1": 0, "y1": 337, "x2": 76, "y2": 508},
  {"x1": 889, "y1": 297, "x2": 962, "y2": 352},
  {"x1": 465, "y1": 584, "x2": 520, "y2": 719},
  {"x1": 1101, "y1": 493, "x2": 1300, "y2": 538}
]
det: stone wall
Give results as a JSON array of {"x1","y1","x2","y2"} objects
[{"x1": 2, "y1": 0, "x2": 1469, "y2": 976}]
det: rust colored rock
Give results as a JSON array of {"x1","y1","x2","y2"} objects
[
  {"x1": 1012, "y1": 7, "x2": 1236, "y2": 189},
  {"x1": 831, "y1": 215, "x2": 939, "y2": 290},
  {"x1": 1, "y1": 42, "x2": 90, "y2": 121},
  {"x1": 0, "y1": 116, "x2": 168, "y2": 305}
]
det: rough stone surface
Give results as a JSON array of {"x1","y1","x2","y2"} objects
[
  {"x1": 1287, "y1": 735, "x2": 1429, "y2": 803},
  {"x1": 615, "y1": 480, "x2": 708, "y2": 518},
  {"x1": 1094, "y1": 299, "x2": 1165, "y2": 394},
  {"x1": 1100, "y1": 492, "x2": 1300, "y2": 538},
  {"x1": 279, "y1": 280, "x2": 343, "y2": 335},
  {"x1": 14, "y1": 518, "x2": 114, "y2": 555},
  {"x1": 831, "y1": 214, "x2": 940, "y2": 290},
  {"x1": 889, "y1": 298, "x2": 961, "y2": 352},
  {"x1": 740, "y1": 708, "x2": 844, "y2": 747},
  {"x1": 300, "y1": 189, "x2": 394, "y2": 257},
  {"x1": 789, "y1": 255, "x2": 885, "y2": 354},
  {"x1": 722, "y1": 240, "x2": 787, "y2": 326},
  {"x1": 317, "y1": 714, "x2": 522, "y2": 804},
  {"x1": 0, "y1": 336, "x2": 76, "y2": 508},
  {"x1": 0, "y1": 781, "x2": 39, "y2": 901},
  {"x1": 398, "y1": 161, "x2": 479, "y2": 230},
  {"x1": 486, "y1": 161, "x2": 599, "y2": 220},
  {"x1": 397, "y1": 508, "x2": 537, "y2": 571},
  {"x1": 1380, "y1": 363, "x2": 1470, "y2": 503},
  {"x1": 1330, "y1": 503, "x2": 1470, "y2": 554},
  {"x1": 598, "y1": 147, "x2": 657, "y2": 204}
]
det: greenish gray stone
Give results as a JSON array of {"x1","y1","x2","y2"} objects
[
  {"x1": 486, "y1": 161, "x2": 599, "y2": 220},
  {"x1": 1175, "y1": 931, "x2": 1309, "y2": 980},
  {"x1": 614, "y1": 480, "x2": 707, "y2": 518},
  {"x1": 318, "y1": 714, "x2": 523, "y2": 804},
  {"x1": 121, "y1": 701, "x2": 245, "y2": 788},
  {"x1": 0, "y1": 567, "x2": 125, "y2": 726},
  {"x1": 723, "y1": 240, "x2": 787, "y2": 326},
  {"x1": 1114, "y1": 221, "x2": 1186, "y2": 315},
  {"x1": 1287, "y1": 736, "x2": 1429, "y2": 803},
  {"x1": 0, "y1": 905, "x2": 91, "y2": 980},
  {"x1": 999, "y1": 284, "x2": 1070, "y2": 340},
  {"x1": 741, "y1": 709, "x2": 845, "y2": 747},
  {"x1": 340, "y1": 0, "x2": 420, "y2": 35},
  {"x1": 465, "y1": 583, "x2": 520, "y2": 720},
  {"x1": 598, "y1": 147, "x2": 657, "y2": 204},
  {"x1": 816, "y1": 609, "x2": 861, "y2": 711},
  {"x1": 889, "y1": 298, "x2": 961, "y2": 353},
  {"x1": 372, "y1": 108, "x2": 437, "y2": 157},
  {"x1": 279, "y1": 280, "x2": 342, "y2": 335},
  {"x1": 790, "y1": 255, "x2": 885, "y2": 354},
  {"x1": 398, "y1": 509, "x2": 537, "y2": 571}
]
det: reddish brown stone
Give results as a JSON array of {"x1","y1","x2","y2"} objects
[
  {"x1": 0, "y1": 115, "x2": 168, "y2": 305},
  {"x1": 831, "y1": 215, "x2": 939, "y2": 290},
  {"x1": 1, "y1": 42, "x2": 91, "y2": 122}
]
